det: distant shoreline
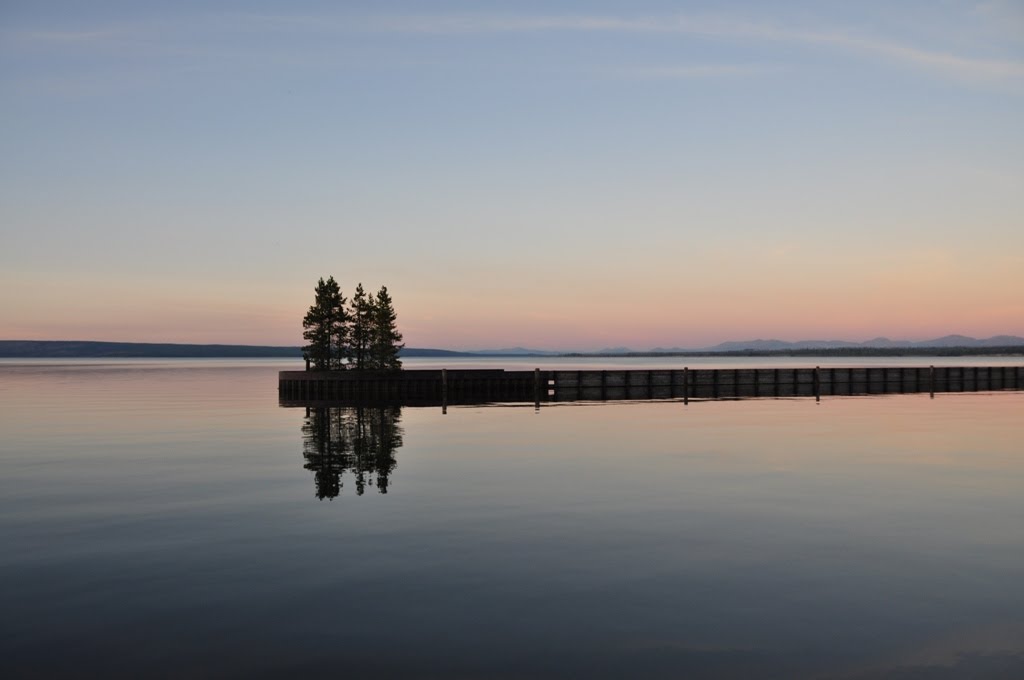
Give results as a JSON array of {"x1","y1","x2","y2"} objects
[
  {"x1": 563, "y1": 347, "x2": 1024, "y2": 358},
  {"x1": 1, "y1": 340, "x2": 1022, "y2": 359},
  {"x1": 0, "y1": 340, "x2": 470, "y2": 359}
]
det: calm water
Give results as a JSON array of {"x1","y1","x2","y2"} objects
[{"x1": 2, "y1": 359, "x2": 1023, "y2": 679}]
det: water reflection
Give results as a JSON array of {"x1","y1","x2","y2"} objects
[
  {"x1": 4, "y1": 361, "x2": 1024, "y2": 679},
  {"x1": 301, "y1": 405, "x2": 403, "y2": 499}
]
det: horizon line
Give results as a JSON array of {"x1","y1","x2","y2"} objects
[{"x1": 3, "y1": 332, "x2": 1024, "y2": 353}]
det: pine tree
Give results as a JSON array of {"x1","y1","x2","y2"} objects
[
  {"x1": 348, "y1": 283, "x2": 375, "y2": 371},
  {"x1": 330, "y1": 287, "x2": 351, "y2": 369},
  {"x1": 302, "y1": 277, "x2": 347, "y2": 370},
  {"x1": 370, "y1": 285, "x2": 404, "y2": 371}
]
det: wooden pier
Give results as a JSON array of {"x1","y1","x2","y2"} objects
[
  {"x1": 279, "y1": 369, "x2": 541, "y2": 405},
  {"x1": 280, "y1": 365, "x2": 1023, "y2": 406}
]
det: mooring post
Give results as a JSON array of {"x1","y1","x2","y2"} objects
[
  {"x1": 534, "y1": 368, "x2": 540, "y2": 410},
  {"x1": 814, "y1": 366, "x2": 821, "y2": 402},
  {"x1": 929, "y1": 365, "x2": 935, "y2": 399},
  {"x1": 683, "y1": 367, "x2": 689, "y2": 405},
  {"x1": 442, "y1": 368, "x2": 448, "y2": 414}
]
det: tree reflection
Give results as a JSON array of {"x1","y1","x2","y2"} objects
[{"x1": 301, "y1": 405, "x2": 404, "y2": 500}]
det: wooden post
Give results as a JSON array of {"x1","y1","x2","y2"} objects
[
  {"x1": 442, "y1": 368, "x2": 448, "y2": 414},
  {"x1": 534, "y1": 368, "x2": 540, "y2": 410},
  {"x1": 814, "y1": 366, "x2": 820, "y2": 402},
  {"x1": 929, "y1": 365, "x2": 935, "y2": 399},
  {"x1": 683, "y1": 367, "x2": 689, "y2": 405},
  {"x1": 305, "y1": 357, "x2": 310, "y2": 371}
]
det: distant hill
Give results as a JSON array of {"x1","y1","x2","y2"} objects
[
  {"x1": 0, "y1": 341, "x2": 472, "y2": 359},
  {"x1": 702, "y1": 335, "x2": 1024, "y2": 352},
  {"x1": 4, "y1": 335, "x2": 1022, "y2": 359},
  {"x1": 467, "y1": 347, "x2": 561, "y2": 356},
  {"x1": 568, "y1": 334, "x2": 1024, "y2": 358},
  {"x1": 401, "y1": 348, "x2": 475, "y2": 357}
]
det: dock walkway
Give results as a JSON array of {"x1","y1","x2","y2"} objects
[{"x1": 280, "y1": 365, "x2": 1023, "y2": 405}]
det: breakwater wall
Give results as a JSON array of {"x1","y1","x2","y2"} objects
[{"x1": 280, "y1": 366, "x2": 1023, "y2": 405}]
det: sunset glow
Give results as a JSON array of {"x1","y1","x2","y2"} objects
[{"x1": 2, "y1": 1, "x2": 1022, "y2": 350}]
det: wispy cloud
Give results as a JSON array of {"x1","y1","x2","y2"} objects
[
  {"x1": 7, "y1": 11, "x2": 1023, "y2": 84},
  {"x1": 355, "y1": 12, "x2": 1024, "y2": 82},
  {"x1": 782, "y1": 27, "x2": 1024, "y2": 80},
  {"x1": 609, "y1": 63, "x2": 773, "y2": 79}
]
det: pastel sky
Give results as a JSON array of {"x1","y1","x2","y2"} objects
[{"x1": 2, "y1": 1, "x2": 1022, "y2": 350}]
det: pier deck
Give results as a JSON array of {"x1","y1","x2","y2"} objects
[{"x1": 280, "y1": 365, "x2": 1023, "y2": 405}]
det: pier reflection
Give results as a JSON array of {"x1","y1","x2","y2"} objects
[{"x1": 301, "y1": 405, "x2": 404, "y2": 500}]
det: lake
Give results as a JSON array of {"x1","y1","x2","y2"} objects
[{"x1": 2, "y1": 358, "x2": 1023, "y2": 679}]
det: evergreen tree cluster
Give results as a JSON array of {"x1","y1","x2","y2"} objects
[{"x1": 302, "y1": 277, "x2": 404, "y2": 371}]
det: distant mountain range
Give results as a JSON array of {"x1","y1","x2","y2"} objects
[
  {"x1": 464, "y1": 347, "x2": 562, "y2": 356},
  {"x1": 651, "y1": 335, "x2": 1024, "y2": 353},
  {"x1": 1, "y1": 335, "x2": 1022, "y2": 358}
]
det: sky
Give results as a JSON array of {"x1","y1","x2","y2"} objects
[{"x1": 1, "y1": 0, "x2": 1022, "y2": 351}]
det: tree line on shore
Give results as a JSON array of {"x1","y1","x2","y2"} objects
[{"x1": 302, "y1": 277, "x2": 403, "y2": 371}]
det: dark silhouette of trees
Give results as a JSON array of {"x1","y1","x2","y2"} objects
[
  {"x1": 348, "y1": 283, "x2": 373, "y2": 371},
  {"x1": 369, "y1": 285, "x2": 404, "y2": 371},
  {"x1": 301, "y1": 406, "x2": 349, "y2": 499},
  {"x1": 302, "y1": 277, "x2": 404, "y2": 372},
  {"x1": 302, "y1": 277, "x2": 348, "y2": 370},
  {"x1": 301, "y1": 405, "x2": 403, "y2": 499}
]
